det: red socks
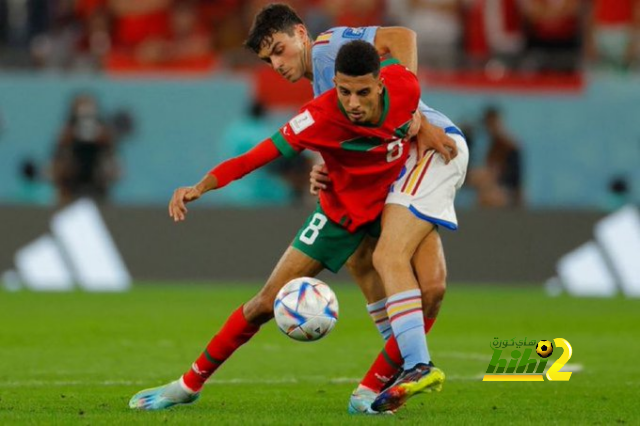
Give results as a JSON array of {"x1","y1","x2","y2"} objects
[
  {"x1": 359, "y1": 317, "x2": 436, "y2": 393},
  {"x1": 181, "y1": 307, "x2": 435, "y2": 393},
  {"x1": 182, "y1": 306, "x2": 260, "y2": 392},
  {"x1": 425, "y1": 317, "x2": 435, "y2": 334}
]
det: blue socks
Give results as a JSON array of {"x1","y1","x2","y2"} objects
[{"x1": 386, "y1": 289, "x2": 430, "y2": 369}]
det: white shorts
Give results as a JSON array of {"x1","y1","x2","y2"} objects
[{"x1": 386, "y1": 131, "x2": 469, "y2": 230}]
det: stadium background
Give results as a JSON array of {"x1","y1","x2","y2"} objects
[{"x1": 1, "y1": 1, "x2": 639, "y2": 424}]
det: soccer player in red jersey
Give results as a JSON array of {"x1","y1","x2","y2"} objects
[
  {"x1": 129, "y1": 40, "x2": 444, "y2": 411},
  {"x1": 244, "y1": 4, "x2": 468, "y2": 413}
]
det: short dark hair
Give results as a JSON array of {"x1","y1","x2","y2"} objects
[
  {"x1": 244, "y1": 3, "x2": 304, "y2": 53},
  {"x1": 335, "y1": 40, "x2": 380, "y2": 78}
]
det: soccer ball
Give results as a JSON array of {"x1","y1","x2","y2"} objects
[
  {"x1": 536, "y1": 340, "x2": 554, "y2": 358},
  {"x1": 273, "y1": 277, "x2": 339, "y2": 342}
]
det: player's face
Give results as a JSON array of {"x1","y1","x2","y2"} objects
[
  {"x1": 334, "y1": 72, "x2": 383, "y2": 124},
  {"x1": 257, "y1": 25, "x2": 308, "y2": 82}
]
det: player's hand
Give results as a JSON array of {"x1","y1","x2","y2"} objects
[
  {"x1": 169, "y1": 186, "x2": 202, "y2": 222},
  {"x1": 310, "y1": 163, "x2": 331, "y2": 195},
  {"x1": 417, "y1": 127, "x2": 458, "y2": 164},
  {"x1": 407, "y1": 109, "x2": 422, "y2": 139}
]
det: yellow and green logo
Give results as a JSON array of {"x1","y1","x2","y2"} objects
[{"x1": 483, "y1": 338, "x2": 573, "y2": 382}]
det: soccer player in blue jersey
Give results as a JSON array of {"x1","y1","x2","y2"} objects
[{"x1": 244, "y1": 4, "x2": 468, "y2": 413}]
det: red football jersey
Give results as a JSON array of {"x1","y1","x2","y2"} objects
[{"x1": 271, "y1": 61, "x2": 420, "y2": 232}]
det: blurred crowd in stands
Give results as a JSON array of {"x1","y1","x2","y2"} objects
[
  {"x1": 2, "y1": 0, "x2": 636, "y2": 210},
  {"x1": 13, "y1": 93, "x2": 133, "y2": 206},
  {"x1": 1, "y1": 0, "x2": 639, "y2": 74}
]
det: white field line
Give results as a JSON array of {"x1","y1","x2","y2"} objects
[
  {"x1": 0, "y1": 374, "x2": 483, "y2": 388},
  {"x1": 0, "y1": 352, "x2": 493, "y2": 388}
]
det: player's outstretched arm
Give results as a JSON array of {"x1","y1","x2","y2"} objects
[
  {"x1": 168, "y1": 176, "x2": 216, "y2": 222},
  {"x1": 168, "y1": 139, "x2": 282, "y2": 222}
]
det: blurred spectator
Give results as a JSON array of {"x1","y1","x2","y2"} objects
[
  {"x1": 463, "y1": 0, "x2": 524, "y2": 70},
  {"x1": 109, "y1": 0, "x2": 171, "y2": 50},
  {"x1": 30, "y1": 1, "x2": 80, "y2": 70},
  {"x1": 28, "y1": 0, "x2": 112, "y2": 71},
  {"x1": 587, "y1": 0, "x2": 640, "y2": 71},
  {"x1": 298, "y1": 0, "x2": 334, "y2": 37},
  {"x1": 215, "y1": 101, "x2": 292, "y2": 205},
  {"x1": 520, "y1": 0, "x2": 586, "y2": 73},
  {"x1": 468, "y1": 106, "x2": 523, "y2": 208},
  {"x1": 324, "y1": 0, "x2": 384, "y2": 28},
  {"x1": 5, "y1": 0, "x2": 640, "y2": 76},
  {"x1": 0, "y1": 0, "x2": 70, "y2": 67},
  {"x1": 105, "y1": 0, "x2": 215, "y2": 71},
  {"x1": 13, "y1": 158, "x2": 54, "y2": 205},
  {"x1": 203, "y1": 0, "x2": 244, "y2": 53},
  {"x1": 134, "y1": 1, "x2": 212, "y2": 65},
  {"x1": 52, "y1": 93, "x2": 119, "y2": 205},
  {"x1": 483, "y1": 106, "x2": 522, "y2": 206},
  {"x1": 389, "y1": 0, "x2": 464, "y2": 70},
  {"x1": 74, "y1": 5, "x2": 112, "y2": 70}
]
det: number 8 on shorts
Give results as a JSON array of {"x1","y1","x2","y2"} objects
[{"x1": 299, "y1": 213, "x2": 328, "y2": 245}]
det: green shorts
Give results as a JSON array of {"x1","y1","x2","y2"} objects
[{"x1": 292, "y1": 203, "x2": 381, "y2": 273}]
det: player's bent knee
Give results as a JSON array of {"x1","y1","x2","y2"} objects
[
  {"x1": 419, "y1": 275, "x2": 446, "y2": 316},
  {"x1": 371, "y1": 248, "x2": 387, "y2": 275},
  {"x1": 415, "y1": 259, "x2": 446, "y2": 290},
  {"x1": 421, "y1": 280, "x2": 446, "y2": 304}
]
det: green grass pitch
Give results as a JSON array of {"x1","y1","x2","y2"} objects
[{"x1": 1, "y1": 284, "x2": 639, "y2": 425}]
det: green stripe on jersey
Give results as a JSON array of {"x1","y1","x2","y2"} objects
[
  {"x1": 394, "y1": 119, "x2": 412, "y2": 139},
  {"x1": 271, "y1": 131, "x2": 299, "y2": 159},
  {"x1": 381, "y1": 58, "x2": 400, "y2": 68},
  {"x1": 340, "y1": 136, "x2": 384, "y2": 152}
]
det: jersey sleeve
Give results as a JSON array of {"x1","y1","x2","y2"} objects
[
  {"x1": 208, "y1": 138, "x2": 281, "y2": 188},
  {"x1": 271, "y1": 106, "x2": 325, "y2": 158},
  {"x1": 311, "y1": 26, "x2": 379, "y2": 96}
]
